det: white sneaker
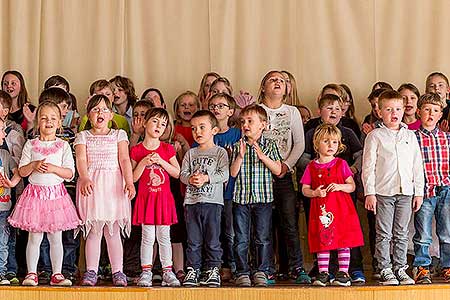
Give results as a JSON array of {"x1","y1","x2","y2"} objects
[
  {"x1": 396, "y1": 267, "x2": 415, "y2": 285},
  {"x1": 137, "y1": 270, "x2": 153, "y2": 287},
  {"x1": 379, "y1": 268, "x2": 399, "y2": 285},
  {"x1": 162, "y1": 270, "x2": 180, "y2": 287}
]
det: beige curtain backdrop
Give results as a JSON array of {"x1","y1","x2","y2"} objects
[{"x1": 1, "y1": 0, "x2": 450, "y2": 118}]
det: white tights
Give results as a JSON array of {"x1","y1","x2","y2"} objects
[
  {"x1": 26, "y1": 231, "x2": 63, "y2": 274},
  {"x1": 141, "y1": 225, "x2": 172, "y2": 269}
]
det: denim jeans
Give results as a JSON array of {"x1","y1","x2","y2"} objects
[
  {"x1": 0, "y1": 211, "x2": 10, "y2": 275},
  {"x1": 273, "y1": 174, "x2": 304, "y2": 272},
  {"x1": 234, "y1": 202, "x2": 273, "y2": 276},
  {"x1": 375, "y1": 194, "x2": 412, "y2": 271},
  {"x1": 185, "y1": 203, "x2": 222, "y2": 270},
  {"x1": 221, "y1": 200, "x2": 235, "y2": 271},
  {"x1": 414, "y1": 186, "x2": 450, "y2": 268},
  {"x1": 6, "y1": 225, "x2": 17, "y2": 274}
]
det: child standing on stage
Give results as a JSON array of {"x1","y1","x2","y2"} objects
[
  {"x1": 412, "y1": 93, "x2": 450, "y2": 284},
  {"x1": 180, "y1": 110, "x2": 229, "y2": 288},
  {"x1": 363, "y1": 90, "x2": 424, "y2": 286},
  {"x1": 301, "y1": 124, "x2": 363, "y2": 287},
  {"x1": 131, "y1": 108, "x2": 180, "y2": 287},
  {"x1": 75, "y1": 95, "x2": 135, "y2": 286},
  {"x1": 231, "y1": 104, "x2": 282, "y2": 287},
  {"x1": 0, "y1": 117, "x2": 21, "y2": 285},
  {"x1": 8, "y1": 101, "x2": 80, "y2": 286}
]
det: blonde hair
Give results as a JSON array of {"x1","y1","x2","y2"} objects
[
  {"x1": 378, "y1": 90, "x2": 405, "y2": 109},
  {"x1": 257, "y1": 70, "x2": 287, "y2": 103},
  {"x1": 172, "y1": 91, "x2": 201, "y2": 123},
  {"x1": 198, "y1": 72, "x2": 220, "y2": 104},
  {"x1": 313, "y1": 124, "x2": 346, "y2": 157},
  {"x1": 417, "y1": 93, "x2": 444, "y2": 110},
  {"x1": 282, "y1": 70, "x2": 301, "y2": 106},
  {"x1": 33, "y1": 101, "x2": 62, "y2": 136}
]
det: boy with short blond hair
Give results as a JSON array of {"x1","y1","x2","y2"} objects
[
  {"x1": 413, "y1": 93, "x2": 450, "y2": 284},
  {"x1": 363, "y1": 89, "x2": 424, "y2": 286},
  {"x1": 231, "y1": 104, "x2": 282, "y2": 287}
]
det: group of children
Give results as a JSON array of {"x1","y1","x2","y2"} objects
[{"x1": 0, "y1": 69, "x2": 448, "y2": 289}]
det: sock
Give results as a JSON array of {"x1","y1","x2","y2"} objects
[
  {"x1": 337, "y1": 248, "x2": 350, "y2": 273},
  {"x1": 317, "y1": 251, "x2": 330, "y2": 273}
]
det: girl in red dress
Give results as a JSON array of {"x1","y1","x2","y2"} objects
[
  {"x1": 301, "y1": 124, "x2": 363, "y2": 287},
  {"x1": 130, "y1": 108, "x2": 181, "y2": 287}
]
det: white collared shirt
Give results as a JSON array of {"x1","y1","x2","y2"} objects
[{"x1": 362, "y1": 123, "x2": 424, "y2": 197}]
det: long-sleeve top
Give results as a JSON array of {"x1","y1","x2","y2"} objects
[
  {"x1": 415, "y1": 126, "x2": 450, "y2": 198},
  {"x1": 362, "y1": 123, "x2": 424, "y2": 197},
  {"x1": 180, "y1": 145, "x2": 229, "y2": 205},
  {"x1": 261, "y1": 103, "x2": 304, "y2": 170}
]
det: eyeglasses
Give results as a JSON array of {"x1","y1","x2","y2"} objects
[
  {"x1": 91, "y1": 107, "x2": 111, "y2": 113},
  {"x1": 208, "y1": 103, "x2": 230, "y2": 110},
  {"x1": 267, "y1": 77, "x2": 285, "y2": 84}
]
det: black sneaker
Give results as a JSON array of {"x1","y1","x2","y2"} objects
[
  {"x1": 332, "y1": 271, "x2": 351, "y2": 286},
  {"x1": 38, "y1": 271, "x2": 51, "y2": 285},
  {"x1": 200, "y1": 267, "x2": 221, "y2": 287},
  {"x1": 183, "y1": 267, "x2": 200, "y2": 287},
  {"x1": 312, "y1": 271, "x2": 329, "y2": 287}
]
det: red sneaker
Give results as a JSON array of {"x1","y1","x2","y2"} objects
[
  {"x1": 50, "y1": 273, "x2": 72, "y2": 286},
  {"x1": 22, "y1": 272, "x2": 38, "y2": 286}
]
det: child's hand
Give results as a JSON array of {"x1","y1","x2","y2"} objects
[
  {"x1": 132, "y1": 117, "x2": 145, "y2": 136},
  {"x1": 174, "y1": 134, "x2": 189, "y2": 150},
  {"x1": 413, "y1": 196, "x2": 423, "y2": 212},
  {"x1": 189, "y1": 170, "x2": 207, "y2": 188},
  {"x1": 79, "y1": 177, "x2": 94, "y2": 197},
  {"x1": 43, "y1": 162, "x2": 57, "y2": 174},
  {"x1": 252, "y1": 142, "x2": 265, "y2": 160},
  {"x1": 326, "y1": 183, "x2": 342, "y2": 193},
  {"x1": 238, "y1": 138, "x2": 247, "y2": 158},
  {"x1": 32, "y1": 159, "x2": 47, "y2": 173},
  {"x1": 234, "y1": 90, "x2": 255, "y2": 108},
  {"x1": 23, "y1": 103, "x2": 36, "y2": 124},
  {"x1": 365, "y1": 195, "x2": 377, "y2": 214},
  {"x1": 149, "y1": 153, "x2": 162, "y2": 165},
  {"x1": 140, "y1": 154, "x2": 154, "y2": 167},
  {"x1": 0, "y1": 172, "x2": 14, "y2": 188},
  {"x1": 124, "y1": 182, "x2": 136, "y2": 200},
  {"x1": 362, "y1": 123, "x2": 374, "y2": 135},
  {"x1": 313, "y1": 185, "x2": 327, "y2": 198},
  {"x1": 278, "y1": 163, "x2": 289, "y2": 178}
]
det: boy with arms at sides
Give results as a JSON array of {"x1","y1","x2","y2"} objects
[
  {"x1": 412, "y1": 93, "x2": 450, "y2": 284},
  {"x1": 231, "y1": 104, "x2": 282, "y2": 287},
  {"x1": 363, "y1": 90, "x2": 424, "y2": 286},
  {"x1": 180, "y1": 110, "x2": 229, "y2": 288}
]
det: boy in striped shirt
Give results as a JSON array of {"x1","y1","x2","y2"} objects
[
  {"x1": 413, "y1": 93, "x2": 450, "y2": 284},
  {"x1": 230, "y1": 104, "x2": 282, "y2": 287}
]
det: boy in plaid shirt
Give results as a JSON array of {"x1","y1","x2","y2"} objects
[
  {"x1": 230, "y1": 104, "x2": 282, "y2": 287},
  {"x1": 413, "y1": 93, "x2": 450, "y2": 284}
]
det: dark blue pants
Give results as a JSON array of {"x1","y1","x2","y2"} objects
[
  {"x1": 185, "y1": 203, "x2": 222, "y2": 270},
  {"x1": 234, "y1": 202, "x2": 273, "y2": 276}
]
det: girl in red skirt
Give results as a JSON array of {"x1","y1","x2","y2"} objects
[{"x1": 301, "y1": 124, "x2": 363, "y2": 287}]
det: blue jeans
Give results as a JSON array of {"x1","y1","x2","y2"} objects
[
  {"x1": 234, "y1": 202, "x2": 273, "y2": 276},
  {"x1": 0, "y1": 211, "x2": 10, "y2": 275},
  {"x1": 414, "y1": 186, "x2": 450, "y2": 268},
  {"x1": 185, "y1": 203, "x2": 222, "y2": 270}
]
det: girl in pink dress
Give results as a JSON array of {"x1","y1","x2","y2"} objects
[
  {"x1": 8, "y1": 101, "x2": 80, "y2": 286},
  {"x1": 75, "y1": 95, "x2": 135, "y2": 286},
  {"x1": 130, "y1": 108, "x2": 180, "y2": 287},
  {"x1": 301, "y1": 124, "x2": 363, "y2": 287}
]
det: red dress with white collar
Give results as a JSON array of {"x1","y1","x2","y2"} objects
[{"x1": 301, "y1": 158, "x2": 364, "y2": 253}]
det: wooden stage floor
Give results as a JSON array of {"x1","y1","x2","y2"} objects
[{"x1": 2, "y1": 283, "x2": 450, "y2": 300}]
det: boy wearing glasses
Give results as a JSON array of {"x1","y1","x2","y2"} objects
[{"x1": 207, "y1": 93, "x2": 240, "y2": 281}]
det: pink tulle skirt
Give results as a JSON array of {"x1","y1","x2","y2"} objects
[{"x1": 8, "y1": 183, "x2": 81, "y2": 233}]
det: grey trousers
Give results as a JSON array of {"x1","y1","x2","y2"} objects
[{"x1": 375, "y1": 194, "x2": 412, "y2": 271}]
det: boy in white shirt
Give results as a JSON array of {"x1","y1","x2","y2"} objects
[{"x1": 362, "y1": 90, "x2": 424, "y2": 286}]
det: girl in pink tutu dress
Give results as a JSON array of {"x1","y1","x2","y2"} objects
[
  {"x1": 301, "y1": 124, "x2": 363, "y2": 287},
  {"x1": 75, "y1": 95, "x2": 135, "y2": 287},
  {"x1": 130, "y1": 108, "x2": 180, "y2": 287},
  {"x1": 8, "y1": 101, "x2": 81, "y2": 286}
]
